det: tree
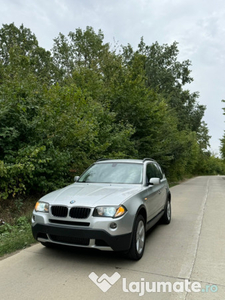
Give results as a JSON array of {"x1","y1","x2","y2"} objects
[
  {"x1": 0, "y1": 23, "x2": 217, "y2": 198},
  {"x1": 0, "y1": 23, "x2": 55, "y2": 85},
  {"x1": 52, "y1": 26, "x2": 109, "y2": 82},
  {"x1": 122, "y1": 39, "x2": 207, "y2": 135},
  {"x1": 221, "y1": 100, "x2": 225, "y2": 160}
]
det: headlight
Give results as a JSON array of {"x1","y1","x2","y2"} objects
[
  {"x1": 35, "y1": 201, "x2": 49, "y2": 213},
  {"x1": 93, "y1": 206, "x2": 126, "y2": 218}
]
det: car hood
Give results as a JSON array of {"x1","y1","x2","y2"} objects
[{"x1": 40, "y1": 183, "x2": 142, "y2": 207}]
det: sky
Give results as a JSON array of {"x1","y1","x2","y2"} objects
[{"x1": 1, "y1": 0, "x2": 225, "y2": 155}]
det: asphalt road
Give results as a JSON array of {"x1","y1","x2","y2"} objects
[{"x1": 1, "y1": 176, "x2": 225, "y2": 300}]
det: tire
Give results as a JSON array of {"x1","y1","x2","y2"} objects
[
  {"x1": 161, "y1": 199, "x2": 171, "y2": 224},
  {"x1": 128, "y1": 215, "x2": 146, "y2": 260}
]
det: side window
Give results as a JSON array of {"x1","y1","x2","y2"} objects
[
  {"x1": 155, "y1": 163, "x2": 163, "y2": 180},
  {"x1": 146, "y1": 163, "x2": 157, "y2": 182},
  {"x1": 146, "y1": 163, "x2": 163, "y2": 182}
]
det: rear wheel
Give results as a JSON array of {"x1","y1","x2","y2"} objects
[
  {"x1": 128, "y1": 215, "x2": 146, "y2": 260},
  {"x1": 161, "y1": 199, "x2": 171, "y2": 224}
]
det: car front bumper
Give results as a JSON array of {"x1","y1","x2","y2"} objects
[{"x1": 32, "y1": 223, "x2": 133, "y2": 251}]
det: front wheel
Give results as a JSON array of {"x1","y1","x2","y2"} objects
[{"x1": 128, "y1": 215, "x2": 146, "y2": 260}]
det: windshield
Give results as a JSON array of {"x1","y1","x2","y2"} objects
[{"x1": 79, "y1": 162, "x2": 143, "y2": 184}]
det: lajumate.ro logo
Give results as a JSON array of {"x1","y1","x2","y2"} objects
[{"x1": 89, "y1": 272, "x2": 218, "y2": 295}]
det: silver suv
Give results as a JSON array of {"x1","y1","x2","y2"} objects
[{"x1": 32, "y1": 158, "x2": 171, "y2": 260}]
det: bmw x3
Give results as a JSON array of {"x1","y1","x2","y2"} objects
[{"x1": 32, "y1": 158, "x2": 171, "y2": 260}]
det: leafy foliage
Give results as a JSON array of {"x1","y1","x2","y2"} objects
[
  {"x1": 221, "y1": 100, "x2": 225, "y2": 160},
  {"x1": 0, "y1": 23, "x2": 223, "y2": 200}
]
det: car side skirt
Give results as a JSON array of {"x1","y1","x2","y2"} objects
[{"x1": 146, "y1": 209, "x2": 164, "y2": 231}]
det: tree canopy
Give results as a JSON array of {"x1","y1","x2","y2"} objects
[{"x1": 0, "y1": 23, "x2": 224, "y2": 199}]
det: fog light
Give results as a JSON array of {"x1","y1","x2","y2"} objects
[{"x1": 110, "y1": 222, "x2": 117, "y2": 229}]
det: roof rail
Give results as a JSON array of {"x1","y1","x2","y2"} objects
[
  {"x1": 143, "y1": 158, "x2": 156, "y2": 162},
  {"x1": 96, "y1": 158, "x2": 111, "y2": 162}
]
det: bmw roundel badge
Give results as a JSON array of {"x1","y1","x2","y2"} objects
[{"x1": 70, "y1": 200, "x2": 76, "y2": 204}]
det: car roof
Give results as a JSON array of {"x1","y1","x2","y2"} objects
[{"x1": 96, "y1": 158, "x2": 156, "y2": 164}]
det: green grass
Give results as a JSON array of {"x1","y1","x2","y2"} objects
[{"x1": 0, "y1": 215, "x2": 36, "y2": 258}]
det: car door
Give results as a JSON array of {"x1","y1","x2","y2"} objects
[
  {"x1": 155, "y1": 163, "x2": 167, "y2": 211},
  {"x1": 144, "y1": 162, "x2": 163, "y2": 221}
]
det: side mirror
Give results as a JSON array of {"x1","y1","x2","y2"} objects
[
  {"x1": 149, "y1": 178, "x2": 160, "y2": 185},
  {"x1": 74, "y1": 176, "x2": 80, "y2": 182}
]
